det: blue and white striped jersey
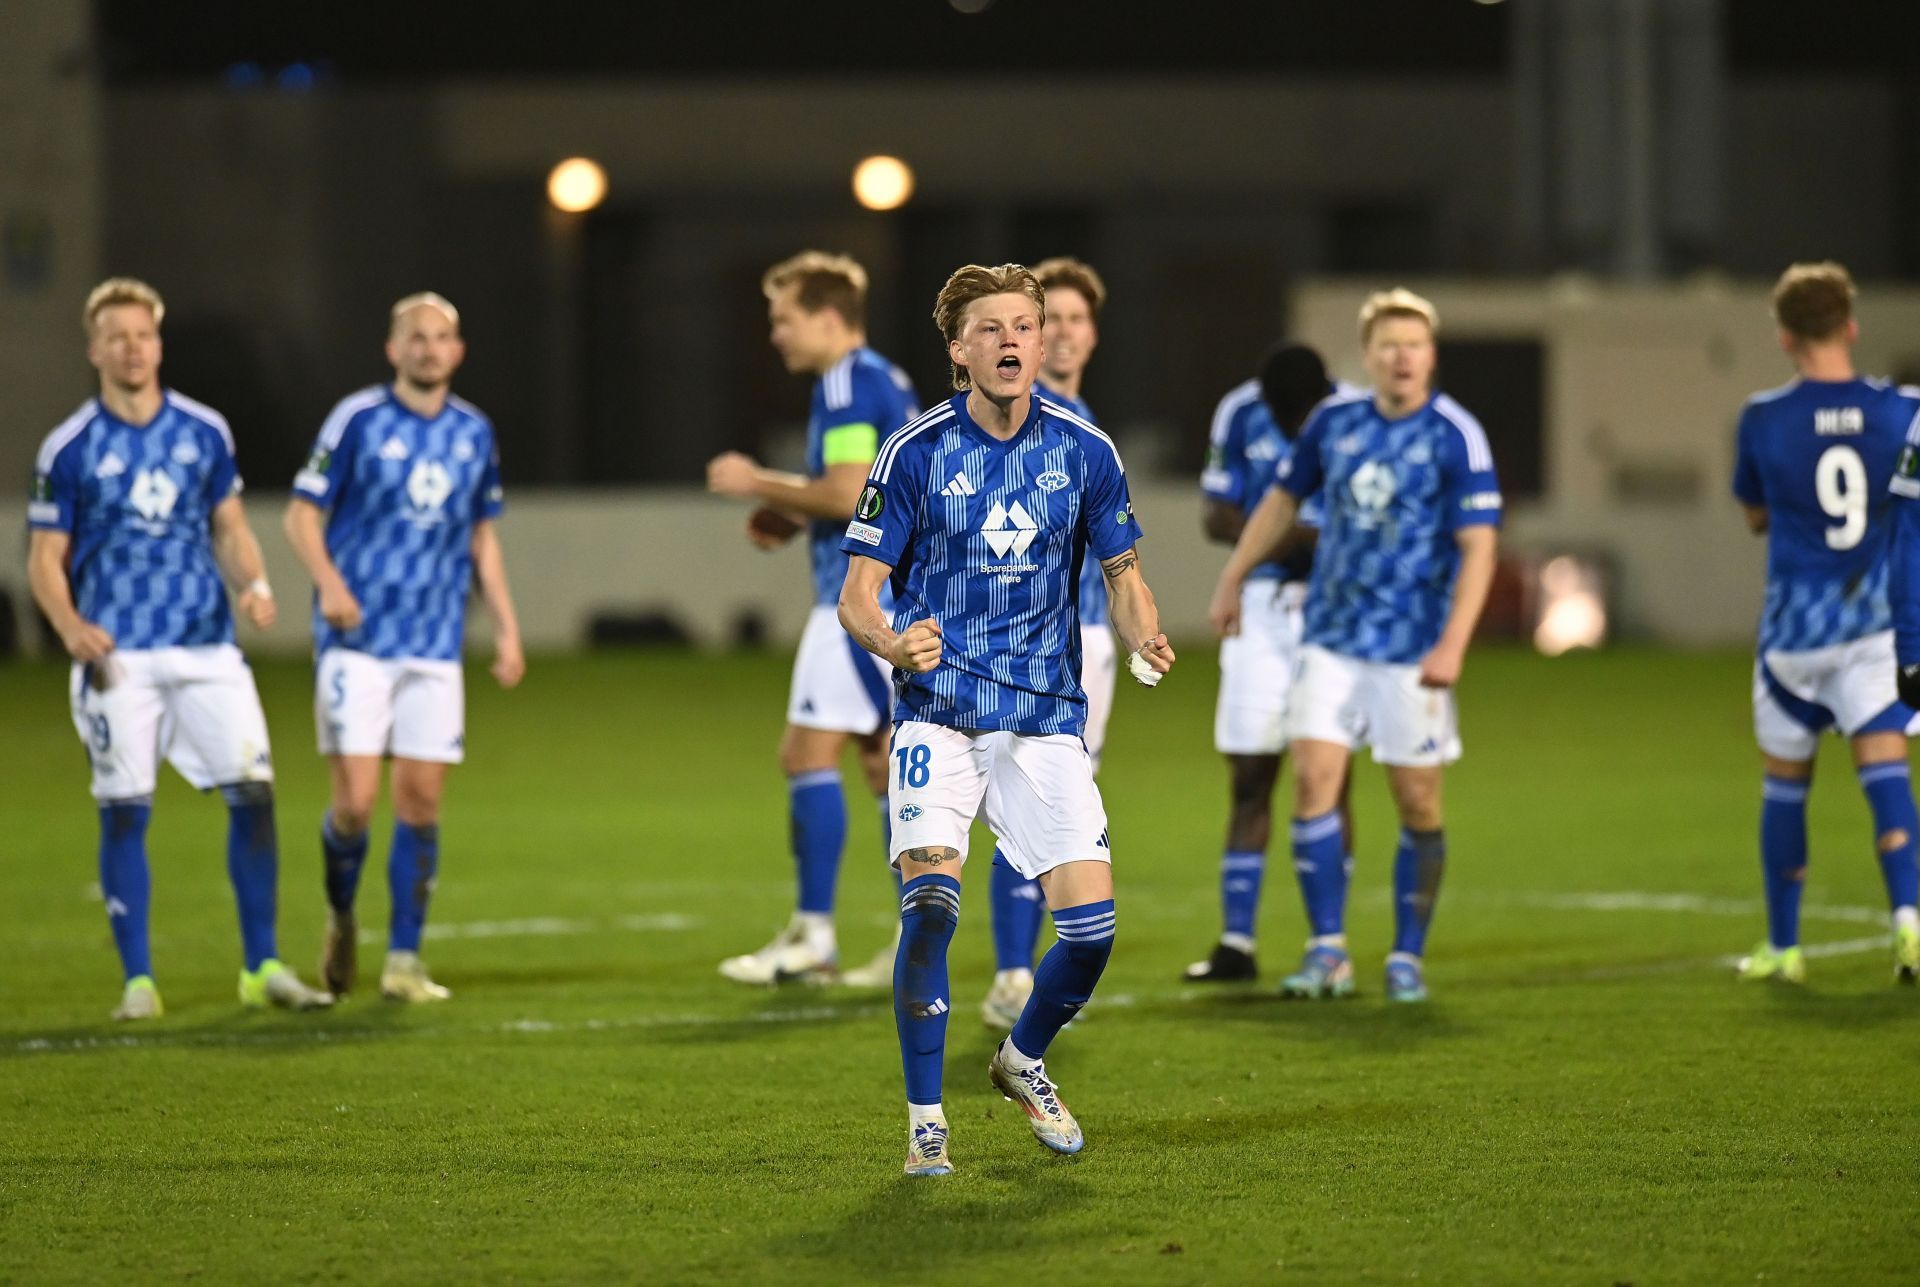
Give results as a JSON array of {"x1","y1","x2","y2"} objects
[
  {"x1": 840, "y1": 392, "x2": 1142, "y2": 736},
  {"x1": 1034, "y1": 380, "x2": 1111, "y2": 630},
  {"x1": 292, "y1": 385, "x2": 503, "y2": 661},
  {"x1": 1279, "y1": 390, "x2": 1502, "y2": 664},
  {"x1": 1201, "y1": 378, "x2": 1346, "y2": 583},
  {"x1": 29, "y1": 392, "x2": 241, "y2": 650},
  {"x1": 804, "y1": 347, "x2": 919, "y2": 606},
  {"x1": 1736, "y1": 376, "x2": 1920, "y2": 654}
]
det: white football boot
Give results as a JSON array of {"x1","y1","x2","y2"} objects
[
  {"x1": 988, "y1": 1039, "x2": 1085, "y2": 1155},
  {"x1": 717, "y1": 916, "x2": 837, "y2": 985},
  {"x1": 980, "y1": 969, "x2": 1033, "y2": 1029},
  {"x1": 380, "y1": 950, "x2": 452, "y2": 1002},
  {"x1": 904, "y1": 1117, "x2": 955, "y2": 1177}
]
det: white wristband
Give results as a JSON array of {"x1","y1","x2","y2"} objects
[
  {"x1": 245, "y1": 578, "x2": 273, "y2": 599},
  {"x1": 1126, "y1": 645, "x2": 1163, "y2": 688}
]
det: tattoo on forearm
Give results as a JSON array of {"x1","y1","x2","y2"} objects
[
  {"x1": 902, "y1": 846, "x2": 957, "y2": 867},
  {"x1": 1101, "y1": 552, "x2": 1138, "y2": 581}
]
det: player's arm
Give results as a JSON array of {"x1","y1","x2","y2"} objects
[
  {"x1": 838, "y1": 555, "x2": 940, "y2": 673},
  {"x1": 26, "y1": 529, "x2": 113, "y2": 661},
  {"x1": 709, "y1": 457, "x2": 872, "y2": 521},
  {"x1": 1201, "y1": 498, "x2": 1245, "y2": 544},
  {"x1": 1207, "y1": 486, "x2": 1301, "y2": 637},
  {"x1": 210, "y1": 495, "x2": 276, "y2": 630},
  {"x1": 1418, "y1": 525, "x2": 1498, "y2": 689},
  {"x1": 471, "y1": 519, "x2": 525, "y2": 688},
  {"x1": 1102, "y1": 547, "x2": 1175, "y2": 686},
  {"x1": 1732, "y1": 410, "x2": 1768, "y2": 534},
  {"x1": 282, "y1": 498, "x2": 362, "y2": 631}
]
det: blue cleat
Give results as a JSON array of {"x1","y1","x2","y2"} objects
[
  {"x1": 1383, "y1": 952, "x2": 1428, "y2": 1003},
  {"x1": 1279, "y1": 943, "x2": 1355, "y2": 999}
]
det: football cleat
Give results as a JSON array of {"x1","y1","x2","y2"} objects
[
  {"x1": 717, "y1": 917, "x2": 837, "y2": 986},
  {"x1": 904, "y1": 1118, "x2": 955, "y2": 1177},
  {"x1": 980, "y1": 970, "x2": 1033, "y2": 1029},
  {"x1": 318, "y1": 908, "x2": 358, "y2": 997},
  {"x1": 837, "y1": 928, "x2": 899, "y2": 989},
  {"x1": 1383, "y1": 952, "x2": 1428, "y2": 1003},
  {"x1": 1182, "y1": 941, "x2": 1258, "y2": 982},
  {"x1": 111, "y1": 975, "x2": 163, "y2": 1022},
  {"x1": 239, "y1": 959, "x2": 335, "y2": 1011},
  {"x1": 1735, "y1": 942, "x2": 1806, "y2": 984},
  {"x1": 988, "y1": 1039, "x2": 1084, "y2": 1155},
  {"x1": 1894, "y1": 923, "x2": 1919, "y2": 985},
  {"x1": 380, "y1": 950, "x2": 452, "y2": 1003},
  {"x1": 1280, "y1": 943, "x2": 1356, "y2": 999}
]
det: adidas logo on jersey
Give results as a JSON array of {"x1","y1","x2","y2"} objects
[
  {"x1": 378, "y1": 437, "x2": 411, "y2": 461},
  {"x1": 95, "y1": 452, "x2": 126, "y2": 479},
  {"x1": 941, "y1": 471, "x2": 977, "y2": 497},
  {"x1": 981, "y1": 500, "x2": 1038, "y2": 558}
]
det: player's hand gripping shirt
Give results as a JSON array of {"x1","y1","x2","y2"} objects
[
  {"x1": 1736, "y1": 377, "x2": 1920, "y2": 655},
  {"x1": 1201, "y1": 378, "x2": 1341, "y2": 584},
  {"x1": 1034, "y1": 382, "x2": 1114, "y2": 630},
  {"x1": 805, "y1": 348, "x2": 919, "y2": 607},
  {"x1": 292, "y1": 385, "x2": 503, "y2": 661},
  {"x1": 1279, "y1": 390, "x2": 1502, "y2": 664},
  {"x1": 840, "y1": 393, "x2": 1142, "y2": 736},
  {"x1": 30, "y1": 391, "x2": 243, "y2": 650}
]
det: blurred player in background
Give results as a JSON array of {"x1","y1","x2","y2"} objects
[
  {"x1": 1736, "y1": 262, "x2": 1920, "y2": 984},
  {"x1": 285, "y1": 292, "x2": 525, "y2": 1003},
  {"x1": 28, "y1": 277, "x2": 332, "y2": 1019},
  {"x1": 1185, "y1": 343, "x2": 1355, "y2": 983},
  {"x1": 706, "y1": 251, "x2": 919, "y2": 986},
  {"x1": 841, "y1": 262, "x2": 1172, "y2": 1176},
  {"x1": 978, "y1": 255, "x2": 1110, "y2": 1028},
  {"x1": 1210, "y1": 289, "x2": 1500, "y2": 1003}
]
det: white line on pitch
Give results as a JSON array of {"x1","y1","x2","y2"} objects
[{"x1": 353, "y1": 912, "x2": 699, "y2": 945}]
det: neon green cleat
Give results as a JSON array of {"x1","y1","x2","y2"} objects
[
  {"x1": 1895, "y1": 923, "x2": 1919, "y2": 985},
  {"x1": 239, "y1": 959, "x2": 335, "y2": 1011},
  {"x1": 111, "y1": 975, "x2": 163, "y2": 1022},
  {"x1": 1735, "y1": 943, "x2": 1806, "y2": 984}
]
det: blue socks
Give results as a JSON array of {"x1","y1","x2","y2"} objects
[
  {"x1": 221, "y1": 783, "x2": 279, "y2": 971},
  {"x1": 895, "y1": 873, "x2": 960, "y2": 1106},
  {"x1": 388, "y1": 822, "x2": 440, "y2": 953},
  {"x1": 1859, "y1": 762, "x2": 1920, "y2": 912},
  {"x1": 1760, "y1": 775, "x2": 1810, "y2": 948},
  {"x1": 989, "y1": 849, "x2": 1045, "y2": 971},
  {"x1": 1010, "y1": 900, "x2": 1115, "y2": 1060},
  {"x1": 1221, "y1": 850, "x2": 1265, "y2": 944},
  {"x1": 322, "y1": 813, "x2": 370, "y2": 913},
  {"x1": 789, "y1": 770, "x2": 846, "y2": 915},
  {"x1": 1392, "y1": 828, "x2": 1447, "y2": 957},
  {"x1": 98, "y1": 799, "x2": 154, "y2": 981},
  {"x1": 1291, "y1": 811, "x2": 1349, "y2": 937}
]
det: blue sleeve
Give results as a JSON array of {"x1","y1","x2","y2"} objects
[
  {"x1": 840, "y1": 444, "x2": 925, "y2": 568},
  {"x1": 293, "y1": 410, "x2": 360, "y2": 510},
  {"x1": 208, "y1": 426, "x2": 240, "y2": 504},
  {"x1": 1277, "y1": 410, "x2": 1327, "y2": 501},
  {"x1": 1084, "y1": 440, "x2": 1142, "y2": 562},
  {"x1": 1200, "y1": 403, "x2": 1245, "y2": 504},
  {"x1": 1297, "y1": 493, "x2": 1326, "y2": 530},
  {"x1": 1732, "y1": 407, "x2": 1766, "y2": 506},
  {"x1": 1889, "y1": 392, "x2": 1920, "y2": 501},
  {"x1": 28, "y1": 438, "x2": 81, "y2": 531},
  {"x1": 1893, "y1": 502, "x2": 1920, "y2": 667},
  {"x1": 1441, "y1": 421, "x2": 1503, "y2": 531},
  {"x1": 476, "y1": 429, "x2": 505, "y2": 522}
]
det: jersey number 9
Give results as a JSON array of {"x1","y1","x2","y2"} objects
[{"x1": 1816, "y1": 445, "x2": 1868, "y2": 551}]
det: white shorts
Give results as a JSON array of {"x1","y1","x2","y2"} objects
[
  {"x1": 1081, "y1": 625, "x2": 1117, "y2": 770},
  {"x1": 69, "y1": 644, "x2": 274, "y2": 801},
  {"x1": 316, "y1": 648, "x2": 466, "y2": 763},
  {"x1": 1215, "y1": 580, "x2": 1307, "y2": 755},
  {"x1": 887, "y1": 721, "x2": 1111, "y2": 881},
  {"x1": 1286, "y1": 643, "x2": 1462, "y2": 767},
  {"x1": 787, "y1": 605, "x2": 893, "y2": 734},
  {"x1": 1753, "y1": 630, "x2": 1917, "y2": 761}
]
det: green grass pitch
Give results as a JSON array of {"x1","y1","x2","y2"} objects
[{"x1": 3, "y1": 645, "x2": 1918, "y2": 1284}]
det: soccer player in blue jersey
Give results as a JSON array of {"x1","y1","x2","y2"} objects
[
  {"x1": 706, "y1": 251, "x2": 920, "y2": 986},
  {"x1": 1185, "y1": 343, "x2": 1357, "y2": 983},
  {"x1": 283, "y1": 292, "x2": 525, "y2": 1003},
  {"x1": 839, "y1": 263, "x2": 1174, "y2": 1175},
  {"x1": 1734, "y1": 262, "x2": 1920, "y2": 984},
  {"x1": 1209, "y1": 289, "x2": 1500, "y2": 1004},
  {"x1": 27, "y1": 277, "x2": 333, "y2": 1019},
  {"x1": 978, "y1": 256, "x2": 1111, "y2": 1028}
]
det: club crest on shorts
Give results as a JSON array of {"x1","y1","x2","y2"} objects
[{"x1": 897, "y1": 804, "x2": 923, "y2": 822}]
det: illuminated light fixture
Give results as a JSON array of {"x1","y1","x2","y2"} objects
[
  {"x1": 547, "y1": 157, "x2": 608, "y2": 214},
  {"x1": 852, "y1": 155, "x2": 915, "y2": 212}
]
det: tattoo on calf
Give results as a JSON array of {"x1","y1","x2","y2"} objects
[
  {"x1": 1101, "y1": 552, "x2": 1138, "y2": 580},
  {"x1": 903, "y1": 846, "x2": 957, "y2": 867}
]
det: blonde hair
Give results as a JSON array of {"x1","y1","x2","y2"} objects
[
  {"x1": 84, "y1": 277, "x2": 164, "y2": 333},
  {"x1": 1358, "y1": 287, "x2": 1439, "y2": 342},
  {"x1": 932, "y1": 263, "x2": 1047, "y2": 389},
  {"x1": 1032, "y1": 256, "x2": 1107, "y2": 322},
  {"x1": 390, "y1": 291, "x2": 461, "y2": 333},
  {"x1": 1771, "y1": 261, "x2": 1855, "y2": 343},
  {"x1": 762, "y1": 250, "x2": 869, "y2": 329}
]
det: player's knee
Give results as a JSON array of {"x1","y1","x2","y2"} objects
[
  {"x1": 219, "y1": 780, "x2": 274, "y2": 810},
  {"x1": 329, "y1": 803, "x2": 373, "y2": 838},
  {"x1": 1879, "y1": 828, "x2": 1910, "y2": 855}
]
